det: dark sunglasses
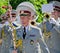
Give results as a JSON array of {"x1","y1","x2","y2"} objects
[
  {"x1": 20, "y1": 14, "x2": 31, "y2": 16},
  {"x1": 11, "y1": 13, "x2": 16, "y2": 17}
]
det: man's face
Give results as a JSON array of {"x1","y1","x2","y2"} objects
[
  {"x1": 51, "y1": 10, "x2": 59, "y2": 19},
  {"x1": 11, "y1": 13, "x2": 16, "y2": 22},
  {"x1": 20, "y1": 11, "x2": 31, "y2": 26},
  {"x1": 7, "y1": 13, "x2": 16, "y2": 23}
]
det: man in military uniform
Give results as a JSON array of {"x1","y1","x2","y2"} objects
[
  {"x1": 47, "y1": 1, "x2": 60, "y2": 53},
  {"x1": 0, "y1": 12, "x2": 12, "y2": 53},
  {"x1": 31, "y1": 4, "x2": 54, "y2": 45},
  {"x1": 13, "y1": 2, "x2": 50, "y2": 53},
  {"x1": 0, "y1": 7, "x2": 18, "y2": 53},
  {"x1": 0, "y1": 13, "x2": 8, "y2": 53},
  {"x1": 32, "y1": 1, "x2": 60, "y2": 53},
  {"x1": 40, "y1": 1, "x2": 60, "y2": 53}
]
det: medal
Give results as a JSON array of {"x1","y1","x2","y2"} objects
[{"x1": 30, "y1": 40, "x2": 34, "y2": 45}]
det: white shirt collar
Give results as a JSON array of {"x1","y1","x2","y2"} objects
[{"x1": 22, "y1": 25, "x2": 29, "y2": 32}]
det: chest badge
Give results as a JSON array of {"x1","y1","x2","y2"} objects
[{"x1": 30, "y1": 40, "x2": 34, "y2": 45}]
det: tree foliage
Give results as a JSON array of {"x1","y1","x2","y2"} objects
[
  {"x1": 0, "y1": 0, "x2": 47, "y2": 22},
  {"x1": 0, "y1": 0, "x2": 8, "y2": 15}
]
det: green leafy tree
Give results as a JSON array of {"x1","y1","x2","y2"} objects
[
  {"x1": 30, "y1": 0, "x2": 47, "y2": 22},
  {"x1": 0, "y1": 0, "x2": 47, "y2": 22},
  {"x1": 0, "y1": 0, "x2": 8, "y2": 15}
]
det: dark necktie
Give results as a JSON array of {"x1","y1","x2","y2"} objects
[{"x1": 23, "y1": 27, "x2": 26, "y2": 39}]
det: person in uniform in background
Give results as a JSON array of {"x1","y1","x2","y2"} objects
[
  {"x1": 30, "y1": 3, "x2": 54, "y2": 45},
  {"x1": 32, "y1": 1, "x2": 60, "y2": 53},
  {"x1": 13, "y1": 2, "x2": 50, "y2": 53},
  {"x1": 6, "y1": 9, "x2": 18, "y2": 53},
  {"x1": 46, "y1": 1, "x2": 60, "y2": 53},
  {"x1": 0, "y1": 13, "x2": 7, "y2": 53},
  {"x1": 0, "y1": 6, "x2": 18, "y2": 53},
  {"x1": 0, "y1": 13, "x2": 13, "y2": 53}
]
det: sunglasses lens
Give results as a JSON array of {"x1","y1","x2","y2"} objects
[{"x1": 20, "y1": 14, "x2": 30, "y2": 16}]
